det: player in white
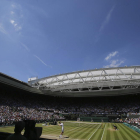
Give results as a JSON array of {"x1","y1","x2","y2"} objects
[{"x1": 59, "y1": 121, "x2": 64, "y2": 139}]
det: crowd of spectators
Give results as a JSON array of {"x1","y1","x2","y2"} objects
[
  {"x1": 0, "y1": 90, "x2": 140, "y2": 125},
  {"x1": 0, "y1": 91, "x2": 64, "y2": 126},
  {"x1": 54, "y1": 96, "x2": 140, "y2": 116},
  {"x1": 124, "y1": 117, "x2": 140, "y2": 129},
  {"x1": 124, "y1": 117, "x2": 140, "y2": 124}
]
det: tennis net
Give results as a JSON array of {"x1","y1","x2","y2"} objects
[{"x1": 62, "y1": 121, "x2": 101, "y2": 128}]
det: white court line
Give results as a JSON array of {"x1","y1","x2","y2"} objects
[
  {"x1": 101, "y1": 124, "x2": 106, "y2": 140},
  {"x1": 68, "y1": 127, "x2": 81, "y2": 132},
  {"x1": 68, "y1": 123, "x2": 98, "y2": 132},
  {"x1": 68, "y1": 123, "x2": 89, "y2": 132},
  {"x1": 41, "y1": 135, "x2": 57, "y2": 137},
  {"x1": 88, "y1": 124, "x2": 101, "y2": 140},
  {"x1": 65, "y1": 121, "x2": 101, "y2": 125}
]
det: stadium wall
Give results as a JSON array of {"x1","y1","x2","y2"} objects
[{"x1": 79, "y1": 116, "x2": 108, "y2": 122}]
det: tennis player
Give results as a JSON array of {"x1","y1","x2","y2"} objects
[{"x1": 59, "y1": 121, "x2": 64, "y2": 139}]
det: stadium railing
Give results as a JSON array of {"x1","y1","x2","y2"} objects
[{"x1": 123, "y1": 122, "x2": 140, "y2": 134}]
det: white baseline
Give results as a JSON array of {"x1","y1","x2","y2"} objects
[
  {"x1": 101, "y1": 124, "x2": 106, "y2": 140},
  {"x1": 88, "y1": 124, "x2": 101, "y2": 140}
]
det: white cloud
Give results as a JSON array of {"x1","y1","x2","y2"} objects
[
  {"x1": 34, "y1": 55, "x2": 52, "y2": 68},
  {"x1": 10, "y1": 20, "x2": 22, "y2": 31},
  {"x1": 15, "y1": 26, "x2": 22, "y2": 31},
  {"x1": 11, "y1": 4, "x2": 16, "y2": 8},
  {"x1": 9, "y1": 3, "x2": 23, "y2": 32},
  {"x1": 95, "y1": 5, "x2": 115, "y2": 43},
  {"x1": 99, "y1": 5, "x2": 115, "y2": 32},
  {"x1": 104, "y1": 60, "x2": 124, "y2": 68},
  {"x1": 11, "y1": 11, "x2": 14, "y2": 15},
  {"x1": 104, "y1": 51, "x2": 125, "y2": 68},
  {"x1": 10, "y1": 20, "x2": 15, "y2": 24},
  {"x1": 21, "y1": 43, "x2": 30, "y2": 52},
  {"x1": 105, "y1": 51, "x2": 118, "y2": 61},
  {"x1": 0, "y1": 24, "x2": 7, "y2": 34}
]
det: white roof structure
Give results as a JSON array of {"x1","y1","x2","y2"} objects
[{"x1": 28, "y1": 66, "x2": 140, "y2": 97}]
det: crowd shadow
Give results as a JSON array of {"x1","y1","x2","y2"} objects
[{"x1": 0, "y1": 120, "x2": 56, "y2": 140}]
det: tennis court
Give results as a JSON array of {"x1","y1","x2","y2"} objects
[{"x1": 0, "y1": 121, "x2": 140, "y2": 140}]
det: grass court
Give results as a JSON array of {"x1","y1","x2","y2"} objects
[{"x1": 0, "y1": 121, "x2": 140, "y2": 140}]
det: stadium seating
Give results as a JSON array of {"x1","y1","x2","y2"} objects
[{"x1": 0, "y1": 90, "x2": 140, "y2": 125}]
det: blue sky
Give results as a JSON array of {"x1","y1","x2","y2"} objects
[{"x1": 0, "y1": 0, "x2": 140, "y2": 82}]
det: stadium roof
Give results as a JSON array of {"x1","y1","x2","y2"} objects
[
  {"x1": 28, "y1": 66, "x2": 140, "y2": 97},
  {"x1": 0, "y1": 72, "x2": 42, "y2": 94}
]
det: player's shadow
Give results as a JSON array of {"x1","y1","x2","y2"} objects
[{"x1": 64, "y1": 136, "x2": 69, "y2": 138}]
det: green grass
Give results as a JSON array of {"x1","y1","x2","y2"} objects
[{"x1": 0, "y1": 121, "x2": 140, "y2": 140}]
